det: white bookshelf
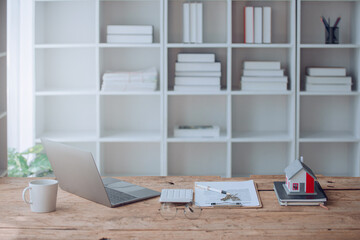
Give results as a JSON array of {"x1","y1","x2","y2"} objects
[
  {"x1": 32, "y1": 0, "x2": 359, "y2": 177},
  {"x1": 296, "y1": 0, "x2": 360, "y2": 177},
  {"x1": 0, "y1": 0, "x2": 6, "y2": 177}
]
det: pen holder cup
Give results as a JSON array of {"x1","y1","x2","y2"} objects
[{"x1": 325, "y1": 27, "x2": 339, "y2": 44}]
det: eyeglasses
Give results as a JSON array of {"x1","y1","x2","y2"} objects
[{"x1": 159, "y1": 202, "x2": 202, "y2": 220}]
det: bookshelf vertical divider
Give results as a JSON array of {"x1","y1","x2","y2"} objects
[
  {"x1": 31, "y1": 0, "x2": 360, "y2": 177},
  {"x1": 0, "y1": 0, "x2": 7, "y2": 176}
]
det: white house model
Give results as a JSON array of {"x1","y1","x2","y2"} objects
[{"x1": 284, "y1": 157, "x2": 317, "y2": 195}]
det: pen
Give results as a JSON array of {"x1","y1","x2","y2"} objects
[
  {"x1": 195, "y1": 184, "x2": 231, "y2": 195},
  {"x1": 333, "y1": 17, "x2": 341, "y2": 28},
  {"x1": 321, "y1": 16, "x2": 330, "y2": 32},
  {"x1": 211, "y1": 202, "x2": 242, "y2": 206}
]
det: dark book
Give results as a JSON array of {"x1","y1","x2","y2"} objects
[{"x1": 273, "y1": 181, "x2": 327, "y2": 206}]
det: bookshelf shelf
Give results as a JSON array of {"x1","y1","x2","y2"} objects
[
  {"x1": 231, "y1": 43, "x2": 293, "y2": 48},
  {"x1": 34, "y1": 44, "x2": 96, "y2": 49},
  {"x1": 300, "y1": 44, "x2": 360, "y2": 49},
  {"x1": 99, "y1": 43, "x2": 161, "y2": 48},
  {"x1": 31, "y1": 0, "x2": 360, "y2": 177}
]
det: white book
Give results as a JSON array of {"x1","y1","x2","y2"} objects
[
  {"x1": 263, "y1": 7, "x2": 271, "y2": 43},
  {"x1": 254, "y1": 7, "x2": 263, "y2": 44},
  {"x1": 306, "y1": 67, "x2": 346, "y2": 77},
  {"x1": 243, "y1": 69, "x2": 284, "y2": 77},
  {"x1": 175, "y1": 62, "x2": 221, "y2": 72},
  {"x1": 107, "y1": 25, "x2": 153, "y2": 35},
  {"x1": 177, "y1": 53, "x2": 215, "y2": 63},
  {"x1": 174, "y1": 85, "x2": 221, "y2": 92},
  {"x1": 244, "y1": 6, "x2": 254, "y2": 43},
  {"x1": 175, "y1": 71, "x2": 221, "y2": 77},
  {"x1": 241, "y1": 76, "x2": 288, "y2": 83},
  {"x1": 243, "y1": 61, "x2": 281, "y2": 70},
  {"x1": 183, "y1": 3, "x2": 190, "y2": 43},
  {"x1": 107, "y1": 34, "x2": 153, "y2": 43},
  {"x1": 305, "y1": 76, "x2": 352, "y2": 85},
  {"x1": 175, "y1": 77, "x2": 220, "y2": 85},
  {"x1": 306, "y1": 83, "x2": 352, "y2": 92},
  {"x1": 190, "y1": 3, "x2": 197, "y2": 43},
  {"x1": 174, "y1": 125, "x2": 220, "y2": 138},
  {"x1": 196, "y1": 3, "x2": 203, "y2": 43},
  {"x1": 241, "y1": 81, "x2": 287, "y2": 91}
]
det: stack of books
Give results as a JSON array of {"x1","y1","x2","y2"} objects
[
  {"x1": 305, "y1": 67, "x2": 352, "y2": 92},
  {"x1": 101, "y1": 67, "x2": 157, "y2": 92},
  {"x1": 174, "y1": 53, "x2": 221, "y2": 92},
  {"x1": 183, "y1": 3, "x2": 203, "y2": 43},
  {"x1": 244, "y1": 6, "x2": 271, "y2": 44},
  {"x1": 241, "y1": 61, "x2": 288, "y2": 91},
  {"x1": 174, "y1": 125, "x2": 220, "y2": 138},
  {"x1": 106, "y1": 25, "x2": 153, "y2": 44},
  {"x1": 274, "y1": 181, "x2": 327, "y2": 206}
]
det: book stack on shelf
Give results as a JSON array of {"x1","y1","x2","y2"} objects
[
  {"x1": 241, "y1": 61, "x2": 288, "y2": 91},
  {"x1": 244, "y1": 6, "x2": 271, "y2": 44},
  {"x1": 106, "y1": 25, "x2": 153, "y2": 44},
  {"x1": 183, "y1": 2, "x2": 203, "y2": 43},
  {"x1": 174, "y1": 125, "x2": 220, "y2": 138},
  {"x1": 174, "y1": 53, "x2": 221, "y2": 92},
  {"x1": 305, "y1": 67, "x2": 352, "y2": 92},
  {"x1": 101, "y1": 67, "x2": 158, "y2": 92}
]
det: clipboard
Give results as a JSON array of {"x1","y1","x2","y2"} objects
[{"x1": 194, "y1": 180, "x2": 263, "y2": 209}]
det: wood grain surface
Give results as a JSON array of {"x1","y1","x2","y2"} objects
[{"x1": 1, "y1": 176, "x2": 359, "y2": 240}]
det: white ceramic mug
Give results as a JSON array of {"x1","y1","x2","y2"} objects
[{"x1": 22, "y1": 179, "x2": 58, "y2": 213}]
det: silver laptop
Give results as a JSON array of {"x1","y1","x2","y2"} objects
[{"x1": 42, "y1": 139, "x2": 160, "y2": 208}]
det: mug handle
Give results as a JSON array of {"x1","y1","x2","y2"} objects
[{"x1": 22, "y1": 187, "x2": 32, "y2": 205}]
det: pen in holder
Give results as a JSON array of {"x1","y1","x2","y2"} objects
[
  {"x1": 322, "y1": 16, "x2": 341, "y2": 44},
  {"x1": 326, "y1": 27, "x2": 339, "y2": 44}
]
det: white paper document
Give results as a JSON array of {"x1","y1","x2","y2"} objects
[{"x1": 194, "y1": 180, "x2": 260, "y2": 207}]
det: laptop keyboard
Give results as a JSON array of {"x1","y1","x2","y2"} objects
[{"x1": 105, "y1": 187, "x2": 137, "y2": 205}]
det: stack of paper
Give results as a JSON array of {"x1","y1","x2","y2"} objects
[
  {"x1": 106, "y1": 25, "x2": 153, "y2": 44},
  {"x1": 101, "y1": 67, "x2": 158, "y2": 92},
  {"x1": 174, "y1": 125, "x2": 220, "y2": 138},
  {"x1": 183, "y1": 3, "x2": 202, "y2": 43},
  {"x1": 305, "y1": 67, "x2": 352, "y2": 92},
  {"x1": 174, "y1": 53, "x2": 221, "y2": 92},
  {"x1": 241, "y1": 61, "x2": 288, "y2": 91},
  {"x1": 244, "y1": 6, "x2": 271, "y2": 44}
]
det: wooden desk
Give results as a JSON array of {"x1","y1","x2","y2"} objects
[{"x1": 1, "y1": 175, "x2": 359, "y2": 240}]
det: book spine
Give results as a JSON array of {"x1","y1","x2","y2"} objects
[
  {"x1": 244, "y1": 6, "x2": 254, "y2": 43},
  {"x1": 175, "y1": 62, "x2": 221, "y2": 72},
  {"x1": 177, "y1": 53, "x2": 215, "y2": 63},
  {"x1": 241, "y1": 76, "x2": 288, "y2": 82},
  {"x1": 254, "y1": 7, "x2": 263, "y2": 44},
  {"x1": 175, "y1": 71, "x2": 222, "y2": 77},
  {"x1": 183, "y1": 3, "x2": 190, "y2": 43},
  {"x1": 305, "y1": 76, "x2": 352, "y2": 84},
  {"x1": 196, "y1": 3, "x2": 203, "y2": 43},
  {"x1": 175, "y1": 77, "x2": 220, "y2": 85},
  {"x1": 107, "y1": 25, "x2": 153, "y2": 35},
  {"x1": 190, "y1": 3, "x2": 197, "y2": 43},
  {"x1": 306, "y1": 84, "x2": 351, "y2": 92},
  {"x1": 106, "y1": 35, "x2": 153, "y2": 43},
  {"x1": 174, "y1": 85, "x2": 221, "y2": 92},
  {"x1": 243, "y1": 69, "x2": 284, "y2": 77},
  {"x1": 263, "y1": 7, "x2": 271, "y2": 43},
  {"x1": 243, "y1": 61, "x2": 281, "y2": 70},
  {"x1": 241, "y1": 82, "x2": 287, "y2": 91},
  {"x1": 306, "y1": 68, "x2": 347, "y2": 77}
]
